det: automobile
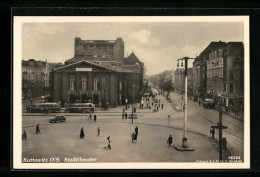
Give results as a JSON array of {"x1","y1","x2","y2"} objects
[
  {"x1": 202, "y1": 99, "x2": 215, "y2": 109},
  {"x1": 49, "y1": 115, "x2": 66, "y2": 123}
]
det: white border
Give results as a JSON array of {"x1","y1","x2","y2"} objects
[{"x1": 13, "y1": 16, "x2": 250, "y2": 169}]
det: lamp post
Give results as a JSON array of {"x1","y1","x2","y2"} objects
[
  {"x1": 41, "y1": 79, "x2": 45, "y2": 96},
  {"x1": 175, "y1": 57, "x2": 195, "y2": 151},
  {"x1": 132, "y1": 83, "x2": 135, "y2": 124}
]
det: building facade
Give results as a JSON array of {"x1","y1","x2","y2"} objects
[
  {"x1": 223, "y1": 42, "x2": 244, "y2": 97},
  {"x1": 206, "y1": 42, "x2": 227, "y2": 97},
  {"x1": 22, "y1": 59, "x2": 63, "y2": 99},
  {"x1": 192, "y1": 55, "x2": 207, "y2": 99},
  {"x1": 50, "y1": 37, "x2": 144, "y2": 107},
  {"x1": 174, "y1": 68, "x2": 185, "y2": 93},
  {"x1": 191, "y1": 41, "x2": 244, "y2": 109},
  {"x1": 187, "y1": 68, "x2": 193, "y2": 96},
  {"x1": 171, "y1": 70, "x2": 176, "y2": 90}
]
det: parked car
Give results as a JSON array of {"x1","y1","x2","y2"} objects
[
  {"x1": 202, "y1": 99, "x2": 215, "y2": 109},
  {"x1": 49, "y1": 115, "x2": 66, "y2": 123}
]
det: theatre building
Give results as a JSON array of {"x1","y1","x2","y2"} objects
[{"x1": 50, "y1": 37, "x2": 143, "y2": 107}]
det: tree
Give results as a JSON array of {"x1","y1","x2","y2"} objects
[{"x1": 148, "y1": 70, "x2": 174, "y2": 93}]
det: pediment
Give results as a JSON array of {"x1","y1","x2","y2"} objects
[{"x1": 54, "y1": 60, "x2": 113, "y2": 72}]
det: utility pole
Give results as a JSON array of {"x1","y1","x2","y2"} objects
[
  {"x1": 219, "y1": 106, "x2": 223, "y2": 160},
  {"x1": 174, "y1": 57, "x2": 195, "y2": 151},
  {"x1": 211, "y1": 106, "x2": 228, "y2": 161}
]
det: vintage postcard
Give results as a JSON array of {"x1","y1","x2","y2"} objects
[{"x1": 13, "y1": 16, "x2": 250, "y2": 169}]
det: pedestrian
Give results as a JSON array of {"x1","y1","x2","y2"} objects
[
  {"x1": 222, "y1": 137, "x2": 227, "y2": 150},
  {"x1": 167, "y1": 135, "x2": 173, "y2": 146},
  {"x1": 123, "y1": 108, "x2": 125, "y2": 114},
  {"x1": 125, "y1": 104, "x2": 127, "y2": 110},
  {"x1": 22, "y1": 129, "x2": 27, "y2": 140},
  {"x1": 225, "y1": 106, "x2": 228, "y2": 114},
  {"x1": 122, "y1": 113, "x2": 124, "y2": 119},
  {"x1": 134, "y1": 107, "x2": 136, "y2": 113},
  {"x1": 94, "y1": 114, "x2": 97, "y2": 122},
  {"x1": 149, "y1": 105, "x2": 151, "y2": 109},
  {"x1": 36, "y1": 124, "x2": 40, "y2": 134},
  {"x1": 125, "y1": 113, "x2": 128, "y2": 120},
  {"x1": 104, "y1": 136, "x2": 111, "y2": 149},
  {"x1": 161, "y1": 104, "x2": 164, "y2": 110},
  {"x1": 131, "y1": 132, "x2": 135, "y2": 143},
  {"x1": 135, "y1": 126, "x2": 139, "y2": 137},
  {"x1": 89, "y1": 112, "x2": 92, "y2": 119},
  {"x1": 97, "y1": 127, "x2": 101, "y2": 136},
  {"x1": 157, "y1": 106, "x2": 159, "y2": 111},
  {"x1": 212, "y1": 128, "x2": 215, "y2": 138},
  {"x1": 80, "y1": 127, "x2": 85, "y2": 139}
]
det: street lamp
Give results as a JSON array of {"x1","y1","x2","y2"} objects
[
  {"x1": 132, "y1": 83, "x2": 136, "y2": 124},
  {"x1": 175, "y1": 57, "x2": 195, "y2": 151},
  {"x1": 41, "y1": 79, "x2": 45, "y2": 96}
]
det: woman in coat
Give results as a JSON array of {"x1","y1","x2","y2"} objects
[
  {"x1": 36, "y1": 124, "x2": 40, "y2": 134},
  {"x1": 168, "y1": 135, "x2": 173, "y2": 146},
  {"x1": 80, "y1": 127, "x2": 85, "y2": 139}
]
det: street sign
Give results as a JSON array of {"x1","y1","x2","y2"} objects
[{"x1": 211, "y1": 125, "x2": 228, "y2": 129}]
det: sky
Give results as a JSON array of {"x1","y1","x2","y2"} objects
[{"x1": 22, "y1": 22, "x2": 244, "y2": 75}]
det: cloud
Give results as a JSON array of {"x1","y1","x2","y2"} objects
[{"x1": 128, "y1": 29, "x2": 160, "y2": 47}]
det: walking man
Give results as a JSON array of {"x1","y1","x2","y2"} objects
[
  {"x1": 161, "y1": 104, "x2": 164, "y2": 110},
  {"x1": 167, "y1": 135, "x2": 173, "y2": 146},
  {"x1": 135, "y1": 126, "x2": 139, "y2": 137},
  {"x1": 222, "y1": 137, "x2": 227, "y2": 150},
  {"x1": 131, "y1": 132, "x2": 135, "y2": 143},
  {"x1": 212, "y1": 128, "x2": 215, "y2": 138},
  {"x1": 22, "y1": 129, "x2": 27, "y2": 140},
  {"x1": 94, "y1": 114, "x2": 97, "y2": 122},
  {"x1": 125, "y1": 113, "x2": 128, "y2": 120},
  {"x1": 80, "y1": 127, "x2": 85, "y2": 139},
  {"x1": 122, "y1": 113, "x2": 124, "y2": 119},
  {"x1": 36, "y1": 124, "x2": 40, "y2": 134},
  {"x1": 97, "y1": 127, "x2": 101, "y2": 136}
]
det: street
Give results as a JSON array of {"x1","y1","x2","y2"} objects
[
  {"x1": 168, "y1": 91, "x2": 244, "y2": 160},
  {"x1": 21, "y1": 92, "x2": 239, "y2": 163}
]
